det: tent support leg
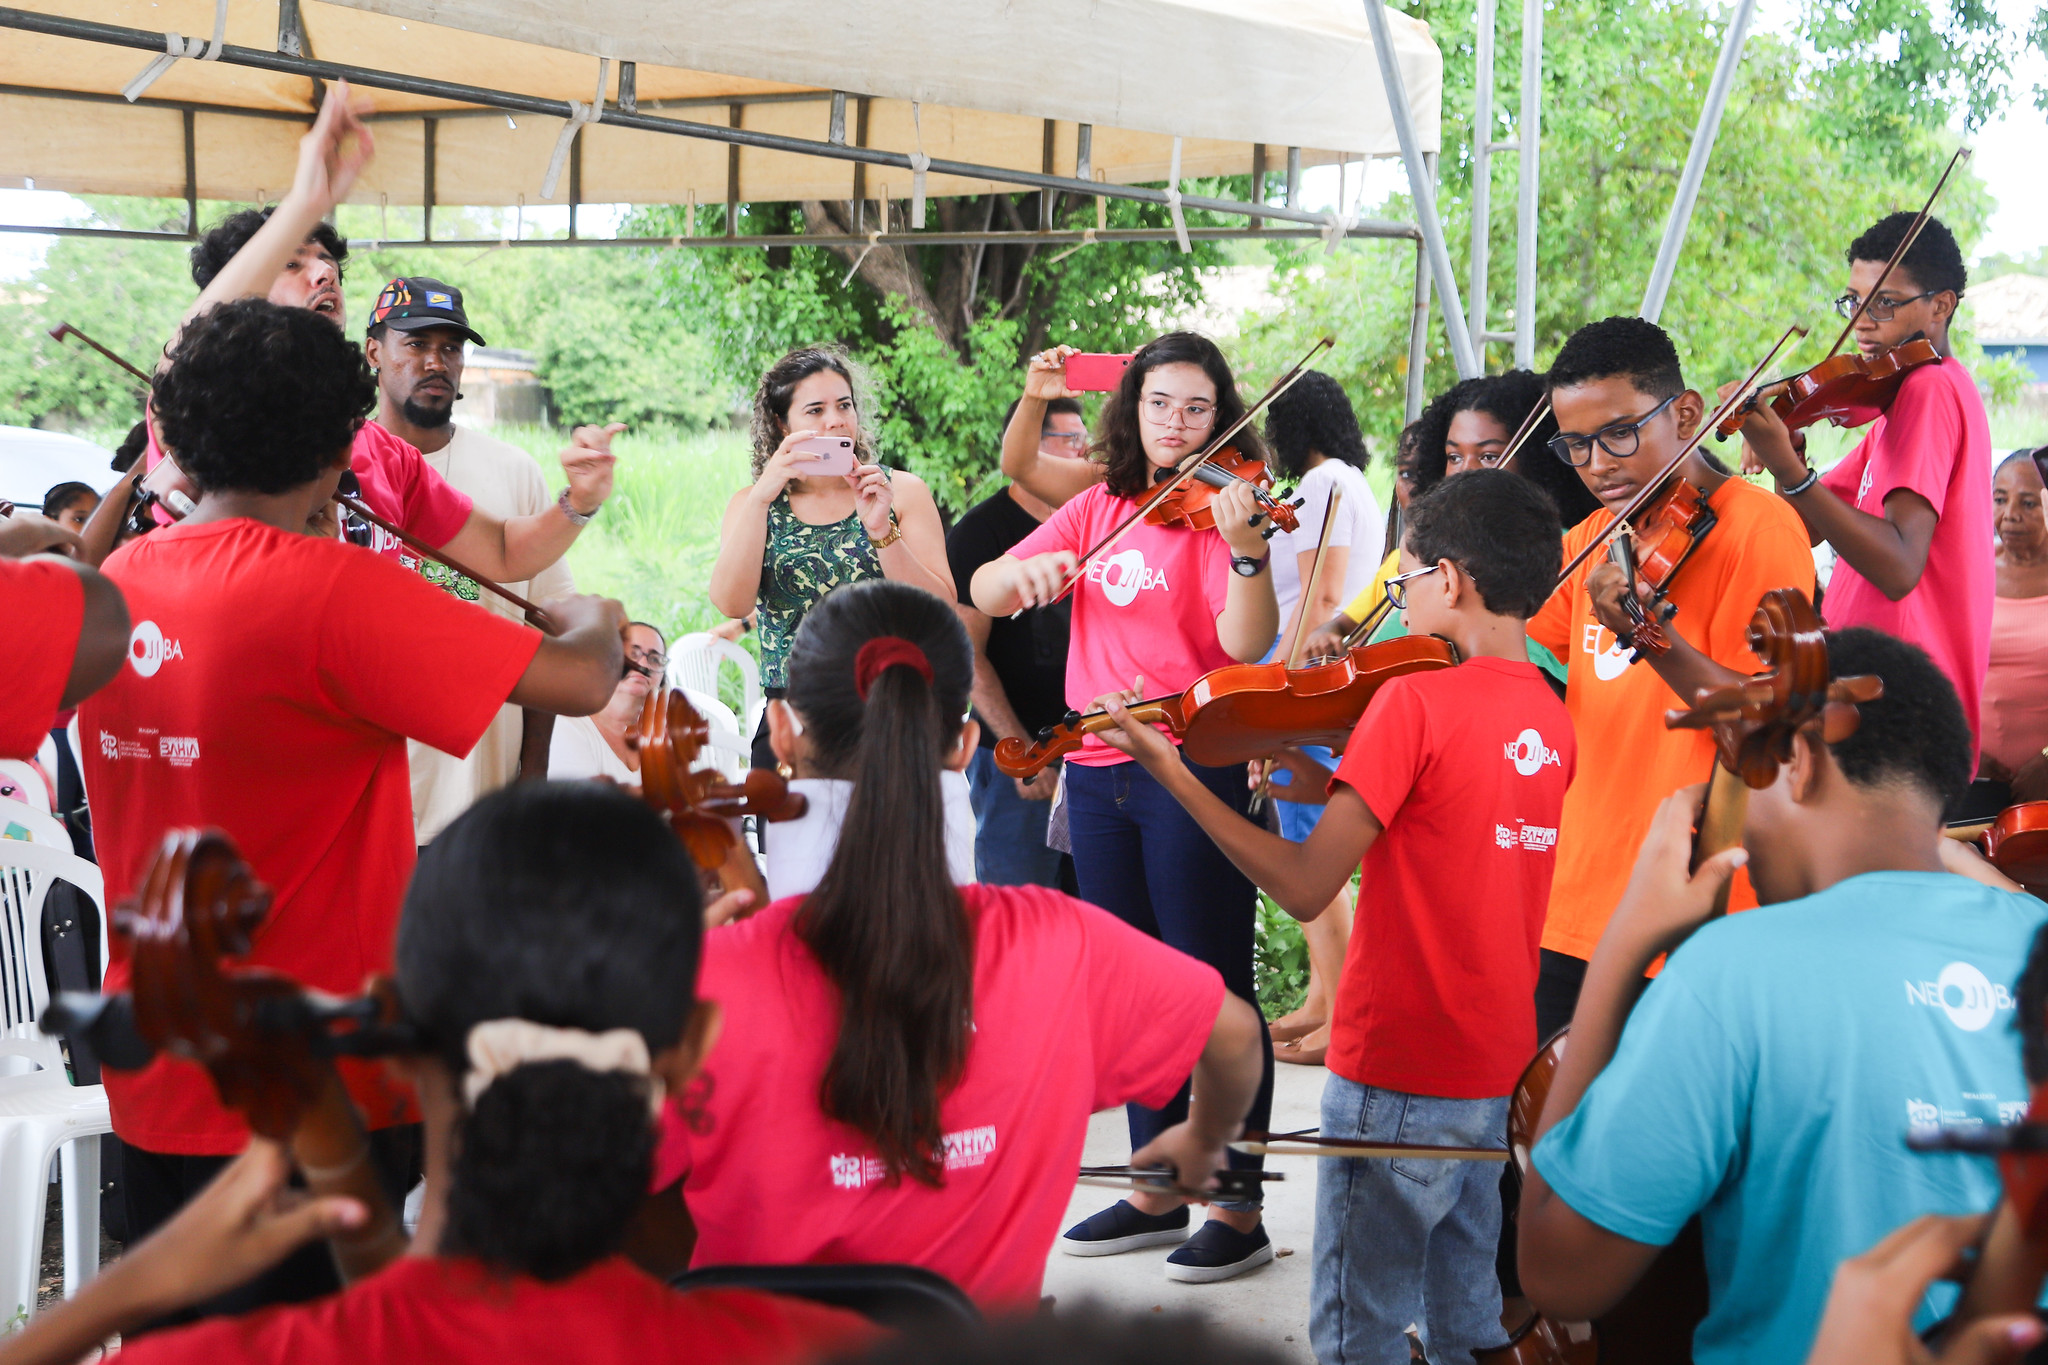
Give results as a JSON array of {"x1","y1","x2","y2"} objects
[
  {"x1": 1638, "y1": 0, "x2": 1756, "y2": 323},
  {"x1": 1512, "y1": 0, "x2": 1542, "y2": 367},
  {"x1": 1362, "y1": 0, "x2": 1479, "y2": 379},
  {"x1": 1407, "y1": 234, "x2": 1431, "y2": 422}
]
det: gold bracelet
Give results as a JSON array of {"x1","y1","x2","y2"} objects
[{"x1": 868, "y1": 513, "x2": 904, "y2": 550}]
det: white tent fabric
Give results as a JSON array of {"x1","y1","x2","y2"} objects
[{"x1": 0, "y1": 0, "x2": 1441, "y2": 210}]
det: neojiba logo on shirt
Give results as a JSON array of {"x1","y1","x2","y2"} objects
[
  {"x1": 1090, "y1": 549, "x2": 1169, "y2": 607},
  {"x1": 828, "y1": 1124, "x2": 999, "y2": 1190},
  {"x1": 126, "y1": 620, "x2": 183, "y2": 678},
  {"x1": 1504, "y1": 729, "x2": 1564, "y2": 776},
  {"x1": 1580, "y1": 624, "x2": 1636, "y2": 682},
  {"x1": 1904, "y1": 961, "x2": 2014, "y2": 1032}
]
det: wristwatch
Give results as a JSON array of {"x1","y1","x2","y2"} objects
[
  {"x1": 556, "y1": 487, "x2": 597, "y2": 527},
  {"x1": 868, "y1": 510, "x2": 905, "y2": 550},
  {"x1": 1231, "y1": 552, "x2": 1270, "y2": 578}
]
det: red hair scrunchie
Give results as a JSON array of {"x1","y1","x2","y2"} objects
[{"x1": 853, "y1": 636, "x2": 934, "y2": 700}]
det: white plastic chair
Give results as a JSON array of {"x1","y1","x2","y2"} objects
[
  {"x1": 0, "y1": 803, "x2": 70, "y2": 853},
  {"x1": 0, "y1": 842, "x2": 112, "y2": 1318},
  {"x1": 680, "y1": 688, "x2": 751, "y2": 785},
  {"x1": 668, "y1": 634, "x2": 765, "y2": 740}
]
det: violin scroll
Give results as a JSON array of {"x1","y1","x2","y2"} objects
[{"x1": 629, "y1": 687, "x2": 808, "y2": 901}]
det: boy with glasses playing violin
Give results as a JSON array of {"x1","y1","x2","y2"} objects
[
  {"x1": 1728, "y1": 213, "x2": 1993, "y2": 761},
  {"x1": 1524, "y1": 316, "x2": 1815, "y2": 1040},
  {"x1": 1096, "y1": 470, "x2": 1574, "y2": 1365}
]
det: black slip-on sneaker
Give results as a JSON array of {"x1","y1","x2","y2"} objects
[
  {"x1": 1057, "y1": 1200, "x2": 1192, "y2": 1257},
  {"x1": 1164, "y1": 1219, "x2": 1274, "y2": 1283}
]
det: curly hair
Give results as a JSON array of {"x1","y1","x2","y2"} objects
[
  {"x1": 1263, "y1": 370, "x2": 1367, "y2": 482},
  {"x1": 1849, "y1": 212, "x2": 1966, "y2": 298},
  {"x1": 1410, "y1": 371, "x2": 1598, "y2": 528},
  {"x1": 748, "y1": 346, "x2": 880, "y2": 478},
  {"x1": 1820, "y1": 627, "x2": 1973, "y2": 807},
  {"x1": 1091, "y1": 332, "x2": 1269, "y2": 499},
  {"x1": 189, "y1": 208, "x2": 348, "y2": 290},
  {"x1": 1547, "y1": 316, "x2": 1686, "y2": 403},
  {"x1": 152, "y1": 299, "x2": 375, "y2": 495},
  {"x1": 1403, "y1": 468, "x2": 1562, "y2": 619}
]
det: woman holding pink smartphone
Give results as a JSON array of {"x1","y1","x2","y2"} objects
[{"x1": 708, "y1": 346, "x2": 954, "y2": 768}]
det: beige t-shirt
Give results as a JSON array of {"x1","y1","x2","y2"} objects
[
  {"x1": 407, "y1": 424, "x2": 576, "y2": 844},
  {"x1": 547, "y1": 713, "x2": 638, "y2": 784}
]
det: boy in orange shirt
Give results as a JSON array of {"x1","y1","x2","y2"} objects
[{"x1": 1526, "y1": 316, "x2": 1815, "y2": 1037}]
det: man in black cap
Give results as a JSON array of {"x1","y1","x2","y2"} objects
[{"x1": 365, "y1": 276, "x2": 587, "y2": 839}]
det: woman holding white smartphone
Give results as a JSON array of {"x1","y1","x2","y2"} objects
[{"x1": 709, "y1": 346, "x2": 953, "y2": 768}]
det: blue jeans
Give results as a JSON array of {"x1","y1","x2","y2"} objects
[
  {"x1": 964, "y1": 747, "x2": 1068, "y2": 888},
  {"x1": 1065, "y1": 755, "x2": 1275, "y2": 1209},
  {"x1": 1312, "y1": 1075, "x2": 1510, "y2": 1365},
  {"x1": 1268, "y1": 742, "x2": 1336, "y2": 843}
]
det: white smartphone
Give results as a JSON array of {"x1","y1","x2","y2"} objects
[{"x1": 790, "y1": 435, "x2": 857, "y2": 476}]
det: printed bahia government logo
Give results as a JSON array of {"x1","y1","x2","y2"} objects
[
  {"x1": 1904, "y1": 961, "x2": 2013, "y2": 1032},
  {"x1": 126, "y1": 620, "x2": 182, "y2": 678}
]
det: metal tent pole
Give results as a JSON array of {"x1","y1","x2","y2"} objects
[
  {"x1": 1407, "y1": 235, "x2": 1432, "y2": 421},
  {"x1": 1512, "y1": 0, "x2": 1542, "y2": 367},
  {"x1": 1638, "y1": 0, "x2": 1757, "y2": 323},
  {"x1": 1362, "y1": 0, "x2": 1479, "y2": 379},
  {"x1": 1468, "y1": 0, "x2": 1495, "y2": 371}
]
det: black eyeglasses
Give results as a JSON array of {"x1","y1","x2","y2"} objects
[
  {"x1": 1833, "y1": 290, "x2": 1938, "y2": 322},
  {"x1": 1383, "y1": 563, "x2": 1443, "y2": 609},
  {"x1": 1547, "y1": 394, "x2": 1679, "y2": 468}
]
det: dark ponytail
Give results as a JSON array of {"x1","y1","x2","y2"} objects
[
  {"x1": 784, "y1": 580, "x2": 975, "y2": 1186},
  {"x1": 396, "y1": 783, "x2": 704, "y2": 1280}
]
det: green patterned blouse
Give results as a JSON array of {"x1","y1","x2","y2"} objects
[{"x1": 755, "y1": 482, "x2": 886, "y2": 688}]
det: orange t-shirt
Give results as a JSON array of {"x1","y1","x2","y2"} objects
[{"x1": 1526, "y1": 477, "x2": 1815, "y2": 961}]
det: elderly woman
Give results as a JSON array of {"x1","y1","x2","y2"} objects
[{"x1": 1979, "y1": 449, "x2": 2048, "y2": 804}]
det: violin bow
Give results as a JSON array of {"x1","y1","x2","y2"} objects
[
  {"x1": 1031, "y1": 336, "x2": 1334, "y2": 611},
  {"x1": 48, "y1": 323, "x2": 559, "y2": 632},
  {"x1": 48, "y1": 322, "x2": 153, "y2": 387},
  {"x1": 1495, "y1": 399, "x2": 1552, "y2": 474},
  {"x1": 1250, "y1": 488, "x2": 1343, "y2": 815},
  {"x1": 1822, "y1": 146, "x2": 1971, "y2": 361},
  {"x1": 1549, "y1": 321, "x2": 1809, "y2": 594}
]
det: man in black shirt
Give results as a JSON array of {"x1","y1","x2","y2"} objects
[{"x1": 948, "y1": 397, "x2": 1085, "y2": 887}]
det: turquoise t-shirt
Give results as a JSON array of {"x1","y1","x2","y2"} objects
[{"x1": 1533, "y1": 871, "x2": 2046, "y2": 1365}]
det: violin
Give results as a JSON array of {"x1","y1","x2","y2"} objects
[
  {"x1": 1982, "y1": 803, "x2": 2048, "y2": 890},
  {"x1": 992, "y1": 633, "x2": 1460, "y2": 778},
  {"x1": 627, "y1": 686, "x2": 807, "y2": 906},
  {"x1": 41, "y1": 830, "x2": 413, "y2": 1283},
  {"x1": 1711, "y1": 338, "x2": 1942, "y2": 442},
  {"x1": 1487, "y1": 590, "x2": 1881, "y2": 1365},
  {"x1": 1603, "y1": 476, "x2": 1718, "y2": 659},
  {"x1": 1144, "y1": 445, "x2": 1301, "y2": 535}
]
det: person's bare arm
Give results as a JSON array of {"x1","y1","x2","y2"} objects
[
  {"x1": 517, "y1": 710, "x2": 554, "y2": 781},
  {"x1": 1003, "y1": 347, "x2": 1103, "y2": 508},
  {"x1": 870, "y1": 471, "x2": 957, "y2": 602},
  {"x1": 60, "y1": 559, "x2": 130, "y2": 707},
  {"x1": 168, "y1": 82, "x2": 373, "y2": 361},
  {"x1": 1212, "y1": 484, "x2": 1282, "y2": 664},
  {"x1": 1098, "y1": 699, "x2": 1376, "y2": 917},
  {"x1": 506, "y1": 594, "x2": 627, "y2": 717},
  {"x1": 436, "y1": 424, "x2": 620, "y2": 583},
  {"x1": 1737, "y1": 403, "x2": 1940, "y2": 599},
  {"x1": 1518, "y1": 786, "x2": 1748, "y2": 1320},
  {"x1": 1128, "y1": 991, "x2": 1265, "y2": 1194},
  {"x1": 77, "y1": 464, "x2": 142, "y2": 567},
  {"x1": 1281, "y1": 543, "x2": 1352, "y2": 662},
  {"x1": 708, "y1": 487, "x2": 771, "y2": 620}
]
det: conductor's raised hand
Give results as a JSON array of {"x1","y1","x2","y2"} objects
[
  {"x1": 294, "y1": 78, "x2": 376, "y2": 211},
  {"x1": 561, "y1": 423, "x2": 623, "y2": 518},
  {"x1": 1025, "y1": 345, "x2": 1084, "y2": 402}
]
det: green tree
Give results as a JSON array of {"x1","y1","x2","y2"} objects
[{"x1": 629, "y1": 192, "x2": 1228, "y2": 512}]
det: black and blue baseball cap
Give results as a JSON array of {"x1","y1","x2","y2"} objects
[{"x1": 367, "y1": 276, "x2": 485, "y2": 346}]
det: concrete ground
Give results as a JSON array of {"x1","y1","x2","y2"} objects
[{"x1": 1041, "y1": 1060, "x2": 1327, "y2": 1363}]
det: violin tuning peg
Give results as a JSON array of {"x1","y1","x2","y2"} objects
[{"x1": 1291, "y1": 496, "x2": 1306, "y2": 508}]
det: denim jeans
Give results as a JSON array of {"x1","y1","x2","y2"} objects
[
  {"x1": 1065, "y1": 754, "x2": 1275, "y2": 1208},
  {"x1": 964, "y1": 747, "x2": 1068, "y2": 888},
  {"x1": 1268, "y1": 742, "x2": 1336, "y2": 843},
  {"x1": 1312, "y1": 1075, "x2": 1510, "y2": 1365}
]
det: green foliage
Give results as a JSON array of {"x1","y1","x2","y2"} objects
[
  {"x1": 627, "y1": 192, "x2": 1227, "y2": 513},
  {"x1": 1230, "y1": 0, "x2": 2017, "y2": 454},
  {"x1": 1254, "y1": 894, "x2": 1311, "y2": 1022}
]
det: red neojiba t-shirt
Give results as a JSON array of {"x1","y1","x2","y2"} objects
[
  {"x1": 1328, "y1": 656, "x2": 1575, "y2": 1098},
  {"x1": 1, "y1": 558, "x2": 83, "y2": 759},
  {"x1": 80, "y1": 518, "x2": 539, "y2": 1154}
]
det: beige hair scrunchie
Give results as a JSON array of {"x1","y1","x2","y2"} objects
[{"x1": 463, "y1": 1019, "x2": 665, "y2": 1117}]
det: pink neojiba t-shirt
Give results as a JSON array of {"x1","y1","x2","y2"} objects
[
  {"x1": 1819, "y1": 358, "x2": 1992, "y2": 753},
  {"x1": 1007, "y1": 482, "x2": 1236, "y2": 765},
  {"x1": 653, "y1": 883, "x2": 1225, "y2": 1308}
]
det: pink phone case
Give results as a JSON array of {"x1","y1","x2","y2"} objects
[
  {"x1": 1063, "y1": 353, "x2": 1133, "y2": 392},
  {"x1": 790, "y1": 436, "x2": 857, "y2": 476}
]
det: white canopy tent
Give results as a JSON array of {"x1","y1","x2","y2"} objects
[{"x1": 0, "y1": 0, "x2": 1478, "y2": 407}]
